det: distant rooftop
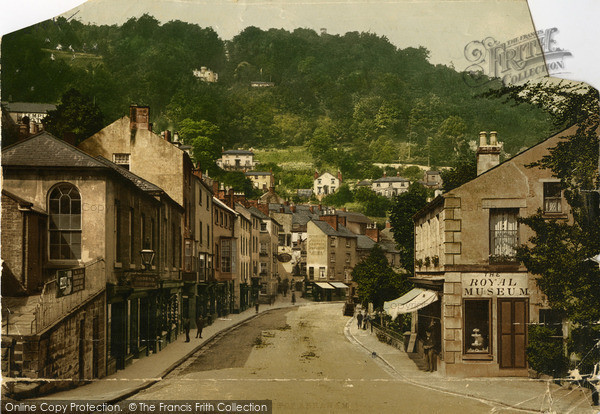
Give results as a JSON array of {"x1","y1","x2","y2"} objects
[
  {"x1": 2, "y1": 102, "x2": 56, "y2": 114},
  {"x1": 223, "y1": 149, "x2": 253, "y2": 155}
]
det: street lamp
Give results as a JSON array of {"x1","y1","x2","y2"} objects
[{"x1": 140, "y1": 249, "x2": 155, "y2": 270}]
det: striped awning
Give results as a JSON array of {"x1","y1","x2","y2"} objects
[{"x1": 383, "y1": 288, "x2": 438, "y2": 320}]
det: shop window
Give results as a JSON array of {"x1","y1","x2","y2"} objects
[
  {"x1": 319, "y1": 267, "x2": 326, "y2": 279},
  {"x1": 48, "y1": 183, "x2": 82, "y2": 260},
  {"x1": 543, "y1": 182, "x2": 562, "y2": 213},
  {"x1": 464, "y1": 299, "x2": 491, "y2": 354},
  {"x1": 489, "y1": 209, "x2": 519, "y2": 263}
]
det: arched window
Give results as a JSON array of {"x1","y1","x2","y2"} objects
[{"x1": 49, "y1": 183, "x2": 82, "y2": 260}]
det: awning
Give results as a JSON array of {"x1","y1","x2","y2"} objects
[
  {"x1": 330, "y1": 282, "x2": 348, "y2": 289},
  {"x1": 383, "y1": 288, "x2": 438, "y2": 320},
  {"x1": 315, "y1": 282, "x2": 335, "y2": 289}
]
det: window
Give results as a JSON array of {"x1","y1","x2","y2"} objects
[
  {"x1": 184, "y1": 239, "x2": 193, "y2": 272},
  {"x1": 330, "y1": 253, "x2": 336, "y2": 263},
  {"x1": 464, "y1": 299, "x2": 491, "y2": 354},
  {"x1": 319, "y1": 267, "x2": 326, "y2": 279},
  {"x1": 113, "y1": 153, "x2": 130, "y2": 170},
  {"x1": 346, "y1": 239, "x2": 351, "y2": 248},
  {"x1": 206, "y1": 224, "x2": 210, "y2": 246},
  {"x1": 199, "y1": 220, "x2": 203, "y2": 245},
  {"x1": 114, "y1": 200, "x2": 122, "y2": 263},
  {"x1": 171, "y1": 223, "x2": 176, "y2": 267},
  {"x1": 129, "y1": 208, "x2": 134, "y2": 262},
  {"x1": 150, "y1": 218, "x2": 155, "y2": 251},
  {"x1": 221, "y1": 238, "x2": 236, "y2": 273},
  {"x1": 309, "y1": 267, "x2": 314, "y2": 280},
  {"x1": 543, "y1": 182, "x2": 562, "y2": 213},
  {"x1": 260, "y1": 222, "x2": 267, "y2": 232},
  {"x1": 489, "y1": 209, "x2": 519, "y2": 263},
  {"x1": 346, "y1": 253, "x2": 351, "y2": 264},
  {"x1": 141, "y1": 213, "x2": 146, "y2": 249},
  {"x1": 49, "y1": 183, "x2": 81, "y2": 260},
  {"x1": 330, "y1": 236, "x2": 336, "y2": 247}
]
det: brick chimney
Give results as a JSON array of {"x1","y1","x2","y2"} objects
[
  {"x1": 383, "y1": 171, "x2": 387, "y2": 177},
  {"x1": 309, "y1": 206, "x2": 314, "y2": 214},
  {"x1": 337, "y1": 171, "x2": 343, "y2": 183},
  {"x1": 476, "y1": 131, "x2": 501, "y2": 176},
  {"x1": 337, "y1": 215, "x2": 346, "y2": 228},
  {"x1": 314, "y1": 170, "x2": 319, "y2": 179},
  {"x1": 385, "y1": 220, "x2": 391, "y2": 229},
  {"x1": 212, "y1": 181, "x2": 219, "y2": 195},
  {"x1": 290, "y1": 205, "x2": 296, "y2": 213},
  {"x1": 366, "y1": 226, "x2": 380, "y2": 242},
  {"x1": 227, "y1": 188, "x2": 235, "y2": 209},
  {"x1": 192, "y1": 163, "x2": 203, "y2": 179},
  {"x1": 162, "y1": 130, "x2": 172, "y2": 142},
  {"x1": 130, "y1": 105, "x2": 150, "y2": 130},
  {"x1": 319, "y1": 214, "x2": 338, "y2": 231}
]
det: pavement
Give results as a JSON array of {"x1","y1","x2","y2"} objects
[
  {"x1": 36, "y1": 294, "x2": 312, "y2": 402},
  {"x1": 346, "y1": 315, "x2": 599, "y2": 414},
  {"x1": 26, "y1": 300, "x2": 600, "y2": 413}
]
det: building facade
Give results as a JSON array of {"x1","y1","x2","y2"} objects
[
  {"x1": 372, "y1": 175, "x2": 410, "y2": 197},
  {"x1": 313, "y1": 171, "x2": 342, "y2": 200},
  {"x1": 216, "y1": 149, "x2": 256, "y2": 171},
  {"x1": 412, "y1": 129, "x2": 575, "y2": 377}
]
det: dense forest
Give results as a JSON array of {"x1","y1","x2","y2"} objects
[{"x1": 2, "y1": 14, "x2": 553, "y2": 178}]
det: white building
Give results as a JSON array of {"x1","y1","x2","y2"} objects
[
  {"x1": 216, "y1": 150, "x2": 257, "y2": 172},
  {"x1": 371, "y1": 174, "x2": 410, "y2": 197},
  {"x1": 313, "y1": 171, "x2": 342, "y2": 200}
]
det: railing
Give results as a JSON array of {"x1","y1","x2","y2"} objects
[{"x1": 32, "y1": 258, "x2": 106, "y2": 334}]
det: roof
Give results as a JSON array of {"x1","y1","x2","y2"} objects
[
  {"x1": 356, "y1": 180, "x2": 372, "y2": 186},
  {"x1": 222, "y1": 149, "x2": 253, "y2": 156},
  {"x1": 1, "y1": 190, "x2": 47, "y2": 215},
  {"x1": 245, "y1": 172, "x2": 272, "y2": 176},
  {"x1": 248, "y1": 206, "x2": 270, "y2": 220},
  {"x1": 336, "y1": 210, "x2": 373, "y2": 224},
  {"x1": 95, "y1": 156, "x2": 163, "y2": 193},
  {"x1": 213, "y1": 197, "x2": 238, "y2": 215},
  {"x1": 2, "y1": 132, "x2": 110, "y2": 169},
  {"x1": 373, "y1": 176, "x2": 410, "y2": 183},
  {"x1": 2, "y1": 102, "x2": 56, "y2": 114},
  {"x1": 356, "y1": 234, "x2": 376, "y2": 250},
  {"x1": 311, "y1": 219, "x2": 357, "y2": 238}
]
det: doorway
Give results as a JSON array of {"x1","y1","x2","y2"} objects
[{"x1": 498, "y1": 298, "x2": 528, "y2": 369}]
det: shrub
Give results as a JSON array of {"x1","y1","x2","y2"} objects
[{"x1": 527, "y1": 325, "x2": 568, "y2": 377}]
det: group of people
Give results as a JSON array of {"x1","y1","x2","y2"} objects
[
  {"x1": 356, "y1": 310, "x2": 372, "y2": 331},
  {"x1": 182, "y1": 315, "x2": 205, "y2": 342}
]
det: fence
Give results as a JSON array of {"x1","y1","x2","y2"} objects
[
  {"x1": 371, "y1": 321, "x2": 408, "y2": 352},
  {"x1": 31, "y1": 258, "x2": 106, "y2": 334}
]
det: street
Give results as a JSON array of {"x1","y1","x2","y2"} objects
[{"x1": 132, "y1": 303, "x2": 515, "y2": 413}]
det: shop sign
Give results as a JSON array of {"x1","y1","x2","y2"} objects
[
  {"x1": 462, "y1": 273, "x2": 528, "y2": 297},
  {"x1": 56, "y1": 268, "x2": 85, "y2": 297}
]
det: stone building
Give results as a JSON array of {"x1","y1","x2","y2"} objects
[
  {"x1": 216, "y1": 149, "x2": 256, "y2": 172},
  {"x1": 1, "y1": 132, "x2": 183, "y2": 394},
  {"x1": 372, "y1": 174, "x2": 410, "y2": 197},
  {"x1": 411, "y1": 128, "x2": 576, "y2": 377},
  {"x1": 1, "y1": 102, "x2": 56, "y2": 145},
  {"x1": 248, "y1": 207, "x2": 281, "y2": 299},
  {"x1": 212, "y1": 198, "x2": 237, "y2": 316},
  {"x1": 245, "y1": 171, "x2": 274, "y2": 191},
  {"x1": 306, "y1": 214, "x2": 357, "y2": 300},
  {"x1": 313, "y1": 171, "x2": 342, "y2": 200}
]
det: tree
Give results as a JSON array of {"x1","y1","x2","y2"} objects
[
  {"x1": 353, "y1": 187, "x2": 391, "y2": 217},
  {"x1": 177, "y1": 118, "x2": 222, "y2": 174},
  {"x1": 321, "y1": 184, "x2": 353, "y2": 207},
  {"x1": 42, "y1": 88, "x2": 104, "y2": 144},
  {"x1": 489, "y1": 81, "x2": 600, "y2": 371},
  {"x1": 352, "y1": 245, "x2": 410, "y2": 309},
  {"x1": 388, "y1": 183, "x2": 430, "y2": 274},
  {"x1": 440, "y1": 149, "x2": 477, "y2": 192}
]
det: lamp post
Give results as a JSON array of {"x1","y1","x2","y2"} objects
[{"x1": 140, "y1": 249, "x2": 155, "y2": 270}]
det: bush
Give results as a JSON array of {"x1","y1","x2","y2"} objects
[{"x1": 527, "y1": 325, "x2": 568, "y2": 377}]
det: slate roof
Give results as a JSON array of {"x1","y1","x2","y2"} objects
[
  {"x1": 311, "y1": 219, "x2": 357, "y2": 238},
  {"x1": 356, "y1": 234, "x2": 376, "y2": 250},
  {"x1": 2, "y1": 190, "x2": 47, "y2": 215},
  {"x1": 222, "y1": 149, "x2": 253, "y2": 155},
  {"x1": 2, "y1": 132, "x2": 109, "y2": 169},
  {"x1": 356, "y1": 180, "x2": 372, "y2": 186},
  {"x1": 373, "y1": 176, "x2": 410, "y2": 183},
  {"x1": 336, "y1": 210, "x2": 373, "y2": 224},
  {"x1": 2, "y1": 102, "x2": 56, "y2": 114},
  {"x1": 95, "y1": 156, "x2": 163, "y2": 194},
  {"x1": 245, "y1": 172, "x2": 272, "y2": 176}
]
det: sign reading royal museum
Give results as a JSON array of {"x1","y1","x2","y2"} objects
[{"x1": 462, "y1": 273, "x2": 529, "y2": 297}]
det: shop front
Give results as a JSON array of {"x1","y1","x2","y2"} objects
[{"x1": 438, "y1": 271, "x2": 534, "y2": 377}]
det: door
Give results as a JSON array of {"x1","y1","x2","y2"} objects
[{"x1": 498, "y1": 298, "x2": 528, "y2": 369}]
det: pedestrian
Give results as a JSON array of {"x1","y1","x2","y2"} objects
[
  {"x1": 255, "y1": 302, "x2": 260, "y2": 314},
  {"x1": 363, "y1": 313, "x2": 370, "y2": 330},
  {"x1": 291, "y1": 292, "x2": 296, "y2": 305},
  {"x1": 423, "y1": 320, "x2": 438, "y2": 372},
  {"x1": 183, "y1": 317, "x2": 191, "y2": 342},
  {"x1": 357, "y1": 311, "x2": 363, "y2": 329},
  {"x1": 195, "y1": 315, "x2": 204, "y2": 339}
]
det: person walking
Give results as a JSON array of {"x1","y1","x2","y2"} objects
[
  {"x1": 291, "y1": 292, "x2": 296, "y2": 305},
  {"x1": 255, "y1": 302, "x2": 260, "y2": 314},
  {"x1": 183, "y1": 317, "x2": 191, "y2": 342},
  {"x1": 195, "y1": 314, "x2": 204, "y2": 339},
  {"x1": 357, "y1": 311, "x2": 364, "y2": 329},
  {"x1": 363, "y1": 313, "x2": 370, "y2": 330}
]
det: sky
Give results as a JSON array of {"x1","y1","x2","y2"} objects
[{"x1": 0, "y1": 0, "x2": 599, "y2": 90}]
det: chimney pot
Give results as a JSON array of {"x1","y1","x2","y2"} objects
[
  {"x1": 479, "y1": 131, "x2": 487, "y2": 147},
  {"x1": 489, "y1": 131, "x2": 498, "y2": 145}
]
